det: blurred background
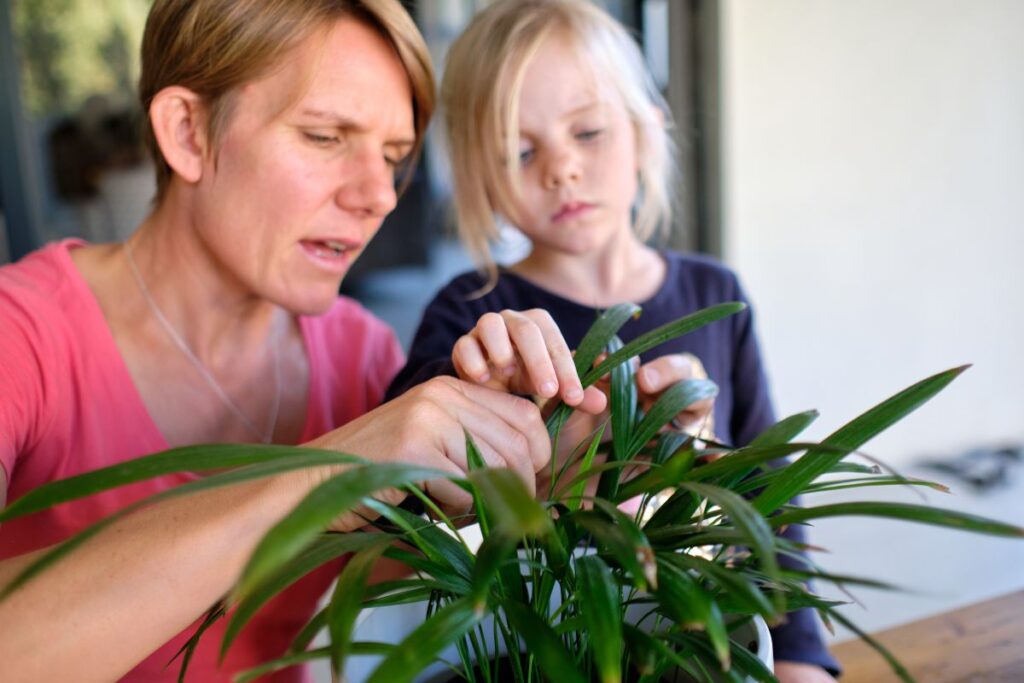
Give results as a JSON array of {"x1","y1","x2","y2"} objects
[{"x1": 1, "y1": 0, "x2": 1021, "y2": 650}]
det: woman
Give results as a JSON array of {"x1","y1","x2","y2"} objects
[{"x1": 0, "y1": 1, "x2": 600, "y2": 681}]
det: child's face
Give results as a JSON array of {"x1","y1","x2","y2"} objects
[{"x1": 509, "y1": 35, "x2": 639, "y2": 257}]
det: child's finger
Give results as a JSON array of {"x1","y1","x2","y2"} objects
[
  {"x1": 529, "y1": 313, "x2": 585, "y2": 406},
  {"x1": 500, "y1": 310, "x2": 560, "y2": 398},
  {"x1": 474, "y1": 312, "x2": 518, "y2": 375},
  {"x1": 636, "y1": 353, "x2": 705, "y2": 394},
  {"x1": 452, "y1": 335, "x2": 491, "y2": 383}
]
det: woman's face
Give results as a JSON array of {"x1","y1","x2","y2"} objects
[{"x1": 192, "y1": 17, "x2": 416, "y2": 315}]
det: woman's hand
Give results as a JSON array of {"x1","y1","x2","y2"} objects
[
  {"x1": 305, "y1": 376, "x2": 554, "y2": 528},
  {"x1": 452, "y1": 309, "x2": 606, "y2": 415}
]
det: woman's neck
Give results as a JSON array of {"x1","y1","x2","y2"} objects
[{"x1": 509, "y1": 232, "x2": 667, "y2": 308}]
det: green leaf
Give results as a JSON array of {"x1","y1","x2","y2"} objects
[
  {"x1": 362, "y1": 499, "x2": 475, "y2": 581},
  {"x1": 624, "y1": 379, "x2": 719, "y2": 459},
  {"x1": 502, "y1": 600, "x2": 588, "y2": 683},
  {"x1": 233, "y1": 643, "x2": 392, "y2": 683},
  {"x1": 327, "y1": 537, "x2": 393, "y2": 675},
  {"x1": 235, "y1": 463, "x2": 450, "y2": 602},
  {"x1": 609, "y1": 335, "x2": 637, "y2": 468},
  {"x1": 572, "y1": 509, "x2": 654, "y2": 592},
  {"x1": 615, "y1": 447, "x2": 698, "y2": 503},
  {"x1": 664, "y1": 553, "x2": 775, "y2": 620},
  {"x1": 655, "y1": 560, "x2": 731, "y2": 670},
  {"x1": 576, "y1": 555, "x2": 624, "y2": 683},
  {"x1": 470, "y1": 530, "x2": 520, "y2": 608},
  {"x1": 172, "y1": 602, "x2": 226, "y2": 682},
  {"x1": 589, "y1": 499, "x2": 658, "y2": 590},
  {"x1": 749, "y1": 411, "x2": 819, "y2": 448},
  {"x1": 582, "y1": 303, "x2": 745, "y2": 387},
  {"x1": 822, "y1": 607, "x2": 916, "y2": 683},
  {"x1": 366, "y1": 598, "x2": 484, "y2": 683},
  {"x1": 1, "y1": 451, "x2": 368, "y2": 601},
  {"x1": 567, "y1": 424, "x2": 606, "y2": 512},
  {"x1": 223, "y1": 533, "x2": 388, "y2": 658},
  {"x1": 468, "y1": 468, "x2": 552, "y2": 538},
  {"x1": 678, "y1": 482, "x2": 783, "y2": 611},
  {"x1": 574, "y1": 303, "x2": 642, "y2": 376},
  {"x1": 754, "y1": 366, "x2": 968, "y2": 514},
  {"x1": 770, "y1": 501, "x2": 1024, "y2": 537},
  {"x1": 0, "y1": 444, "x2": 359, "y2": 522}
]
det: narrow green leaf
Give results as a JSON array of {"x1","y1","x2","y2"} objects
[
  {"x1": 173, "y1": 602, "x2": 226, "y2": 682},
  {"x1": 589, "y1": 499, "x2": 658, "y2": 590},
  {"x1": 572, "y1": 511, "x2": 652, "y2": 593},
  {"x1": 1, "y1": 451, "x2": 367, "y2": 601},
  {"x1": 576, "y1": 555, "x2": 624, "y2": 683},
  {"x1": 678, "y1": 483, "x2": 782, "y2": 611},
  {"x1": 567, "y1": 424, "x2": 606, "y2": 511},
  {"x1": 366, "y1": 598, "x2": 484, "y2": 683},
  {"x1": 754, "y1": 367, "x2": 968, "y2": 514},
  {"x1": 502, "y1": 600, "x2": 588, "y2": 683},
  {"x1": 609, "y1": 335, "x2": 637, "y2": 471},
  {"x1": 574, "y1": 303, "x2": 642, "y2": 376},
  {"x1": 362, "y1": 499, "x2": 475, "y2": 581},
  {"x1": 749, "y1": 411, "x2": 819, "y2": 448},
  {"x1": 233, "y1": 643, "x2": 392, "y2": 683},
  {"x1": 235, "y1": 463, "x2": 449, "y2": 602},
  {"x1": 664, "y1": 553, "x2": 775, "y2": 619},
  {"x1": 582, "y1": 303, "x2": 745, "y2": 387},
  {"x1": 327, "y1": 537, "x2": 393, "y2": 675},
  {"x1": 655, "y1": 560, "x2": 731, "y2": 670},
  {"x1": 468, "y1": 468, "x2": 552, "y2": 538},
  {"x1": 0, "y1": 444, "x2": 360, "y2": 522},
  {"x1": 770, "y1": 501, "x2": 1024, "y2": 537},
  {"x1": 615, "y1": 447, "x2": 697, "y2": 503},
  {"x1": 624, "y1": 379, "x2": 719, "y2": 459},
  {"x1": 470, "y1": 530, "x2": 520, "y2": 608},
  {"x1": 223, "y1": 533, "x2": 387, "y2": 658}
]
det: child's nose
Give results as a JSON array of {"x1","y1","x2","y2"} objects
[{"x1": 542, "y1": 150, "x2": 581, "y2": 189}]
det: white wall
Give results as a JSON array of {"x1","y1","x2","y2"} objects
[{"x1": 720, "y1": 0, "x2": 1024, "y2": 466}]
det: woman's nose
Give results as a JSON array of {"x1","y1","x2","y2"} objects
[{"x1": 335, "y1": 151, "x2": 398, "y2": 218}]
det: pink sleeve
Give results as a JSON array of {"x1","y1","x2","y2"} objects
[
  {"x1": 0, "y1": 293, "x2": 55, "y2": 482},
  {"x1": 364, "y1": 324, "x2": 405, "y2": 409}
]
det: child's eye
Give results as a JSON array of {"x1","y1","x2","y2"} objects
[
  {"x1": 575, "y1": 129, "x2": 603, "y2": 142},
  {"x1": 519, "y1": 148, "x2": 535, "y2": 164}
]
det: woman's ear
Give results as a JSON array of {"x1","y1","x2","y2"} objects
[{"x1": 149, "y1": 86, "x2": 209, "y2": 185}]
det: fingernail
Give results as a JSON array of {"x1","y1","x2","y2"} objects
[
  {"x1": 541, "y1": 381, "x2": 557, "y2": 396},
  {"x1": 503, "y1": 365, "x2": 516, "y2": 377},
  {"x1": 644, "y1": 368, "x2": 659, "y2": 385},
  {"x1": 565, "y1": 387, "x2": 583, "y2": 403},
  {"x1": 478, "y1": 371, "x2": 491, "y2": 383}
]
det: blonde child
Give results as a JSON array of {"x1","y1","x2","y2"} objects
[{"x1": 387, "y1": 2, "x2": 841, "y2": 680}]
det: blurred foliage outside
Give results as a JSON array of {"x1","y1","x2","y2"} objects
[{"x1": 13, "y1": 0, "x2": 151, "y2": 118}]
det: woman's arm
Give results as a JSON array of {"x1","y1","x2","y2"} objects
[{"x1": 0, "y1": 377, "x2": 552, "y2": 683}]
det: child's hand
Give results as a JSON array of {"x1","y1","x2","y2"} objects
[
  {"x1": 453, "y1": 309, "x2": 606, "y2": 415},
  {"x1": 635, "y1": 353, "x2": 715, "y2": 437}
]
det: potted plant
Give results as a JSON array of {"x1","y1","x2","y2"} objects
[{"x1": 2, "y1": 302, "x2": 1021, "y2": 683}]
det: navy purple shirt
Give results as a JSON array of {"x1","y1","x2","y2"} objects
[{"x1": 386, "y1": 250, "x2": 840, "y2": 675}]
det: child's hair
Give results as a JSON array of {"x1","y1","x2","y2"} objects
[{"x1": 441, "y1": 0, "x2": 676, "y2": 281}]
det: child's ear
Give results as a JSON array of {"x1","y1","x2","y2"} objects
[{"x1": 149, "y1": 86, "x2": 210, "y2": 185}]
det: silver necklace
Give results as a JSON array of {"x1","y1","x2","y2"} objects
[{"x1": 124, "y1": 241, "x2": 282, "y2": 444}]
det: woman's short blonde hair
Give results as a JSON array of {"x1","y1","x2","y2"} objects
[
  {"x1": 441, "y1": 0, "x2": 675, "y2": 279},
  {"x1": 140, "y1": 0, "x2": 434, "y2": 204}
]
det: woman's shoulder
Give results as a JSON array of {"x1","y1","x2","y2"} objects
[{"x1": 0, "y1": 240, "x2": 93, "y2": 333}]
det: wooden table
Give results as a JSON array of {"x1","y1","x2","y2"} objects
[{"x1": 832, "y1": 589, "x2": 1024, "y2": 682}]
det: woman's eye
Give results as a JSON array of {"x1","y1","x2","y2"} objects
[{"x1": 303, "y1": 131, "x2": 339, "y2": 146}]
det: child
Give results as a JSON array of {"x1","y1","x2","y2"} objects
[{"x1": 388, "y1": 1, "x2": 839, "y2": 680}]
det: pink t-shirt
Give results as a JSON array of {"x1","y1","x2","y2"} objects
[{"x1": 0, "y1": 240, "x2": 405, "y2": 681}]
